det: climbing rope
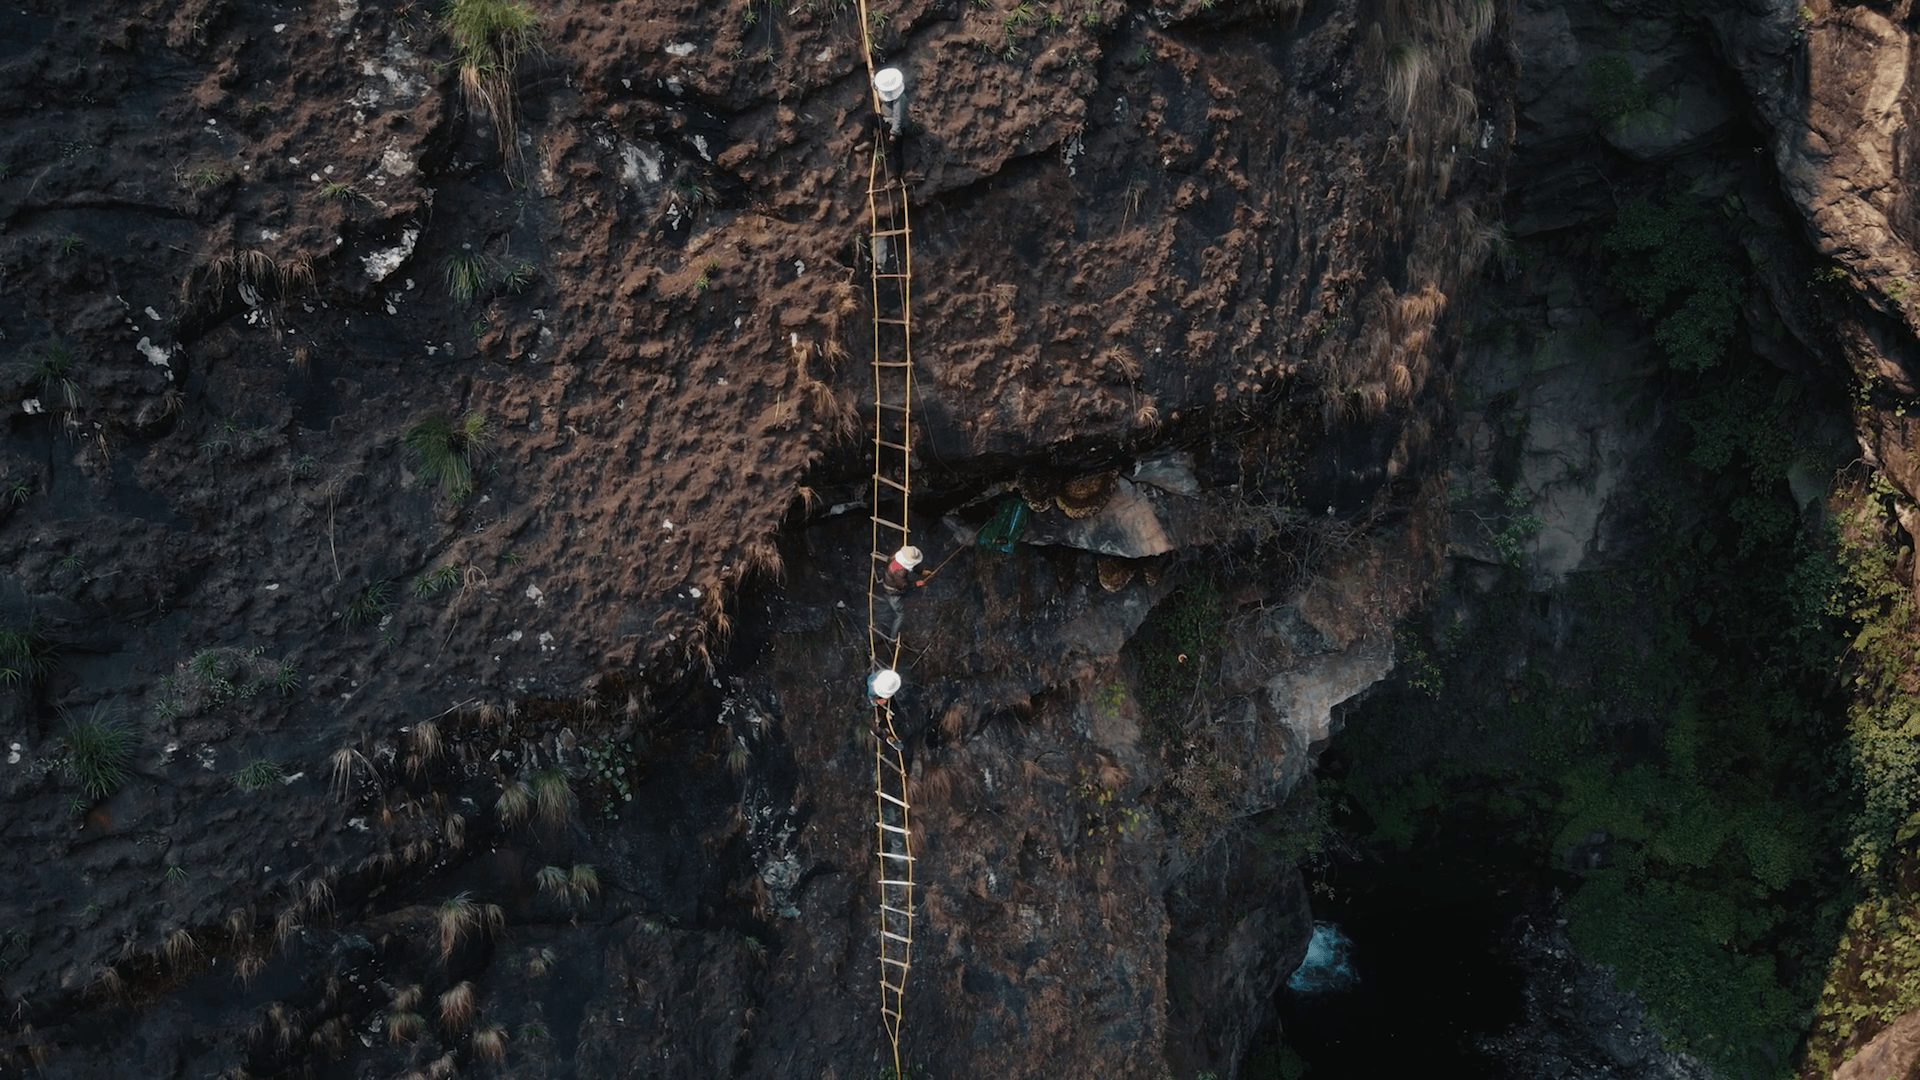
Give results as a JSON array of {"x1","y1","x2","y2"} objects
[{"x1": 855, "y1": 5, "x2": 917, "y2": 1076}]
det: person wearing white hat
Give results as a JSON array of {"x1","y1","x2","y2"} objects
[
  {"x1": 878, "y1": 544, "x2": 926, "y2": 642},
  {"x1": 884, "y1": 545, "x2": 926, "y2": 593},
  {"x1": 870, "y1": 66, "x2": 910, "y2": 182},
  {"x1": 868, "y1": 668, "x2": 902, "y2": 706},
  {"x1": 873, "y1": 68, "x2": 908, "y2": 135}
]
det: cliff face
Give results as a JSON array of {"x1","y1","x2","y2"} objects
[{"x1": 0, "y1": 0, "x2": 1499, "y2": 1076}]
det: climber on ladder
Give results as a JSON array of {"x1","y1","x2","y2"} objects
[
  {"x1": 872, "y1": 66, "x2": 909, "y2": 185},
  {"x1": 880, "y1": 545, "x2": 926, "y2": 642}
]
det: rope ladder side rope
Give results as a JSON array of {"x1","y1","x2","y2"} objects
[{"x1": 856, "y1": 6, "x2": 916, "y2": 1078}]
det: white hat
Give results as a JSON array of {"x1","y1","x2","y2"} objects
[
  {"x1": 874, "y1": 68, "x2": 905, "y2": 102},
  {"x1": 894, "y1": 546, "x2": 923, "y2": 569},
  {"x1": 869, "y1": 669, "x2": 902, "y2": 699}
]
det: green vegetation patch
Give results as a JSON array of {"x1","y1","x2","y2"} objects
[
  {"x1": 60, "y1": 705, "x2": 134, "y2": 799},
  {"x1": 405, "y1": 412, "x2": 492, "y2": 499},
  {"x1": 1125, "y1": 576, "x2": 1227, "y2": 741},
  {"x1": 1603, "y1": 196, "x2": 1747, "y2": 372}
]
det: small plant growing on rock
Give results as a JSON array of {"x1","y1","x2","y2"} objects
[
  {"x1": 404, "y1": 412, "x2": 492, "y2": 499},
  {"x1": 31, "y1": 341, "x2": 80, "y2": 412},
  {"x1": 346, "y1": 581, "x2": 395, "y2": 627},
  {"x1": 0, "y1": 622, "x2": 54, "y2": 687},
  {"x1": 443, "y1": 0, "x2": 542, "y2": 161},
  {"x1": 387, "y1": 1010, "x2": 424, "y2": 1044},
  {"x1": 438, "y1": 980, "x2": 476, "y2": 1031},
  {"x1": 530, "y1": 768, "x2": 576, "y2": 829},
  {"x1": 234, "y1": 759, "x2": 285, "y2": 792},
  {"x1": 443, "y1": 250, "x2": 491, "y2": 304},
  {"x1": 413, "y1": 563, "x2": 463, "y2": 597},
  {"x1": 496, "y1": 777, "x2": 532, "y2": 825},
  {"x1": 59, "y1": 704, "x2": 133, "y2": 799},
  {"x1": 528, "y1": 946, "x2": 557, "y2": 976},
  {"x1": 534, "y1": 864, "x2": 568, "y2": 901},
  {"x1": 438, "y1": 893, "x2": 481, "y2": 961},
  {"x1": 473, "y1": 1023, "x2": 508, "y2": 1063}
]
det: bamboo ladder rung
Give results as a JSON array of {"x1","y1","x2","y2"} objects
[
  {"x1": 881, "y1": 903, "x2": 914, "y2": 918},
  {"x1": 875, "y1": 476, "x2": 909, "y2": 494}
]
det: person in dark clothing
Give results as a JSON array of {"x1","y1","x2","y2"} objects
[
  {"x1": 884, "y1": 545, "x2": 926, "y2": 593},
  {"x1": 880, "y1": 545, "x2": 925, "y2": 640}
]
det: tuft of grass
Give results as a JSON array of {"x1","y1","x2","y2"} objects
[
  {"x1": 329, "y1": 747, "x2": 368, "y2": 802},
  {"x1": 387, "y1": 1010, "x2": 424, "y2": 1044},
  {"x1": 531, "y1": 768, "x2": 576, "y2": 829},
  {"x1": 346, "y1": 580, "x2": 395, "y2": 627},
  {"x1": 568, "y1": 863, "x2": 600, "y2": 904},
  {"x1": 526, "y1": 945, "x2": 556, "y2": 976},
  {"x1": 1383, "y1": 41, "x2": 1432, "y2": 123},
  {"x1": 496, "y1": 777, "x2": 532, "y2": 825},
  {"x1": 60, "y1": 704, "x2": 134, "y2": 799},
  {"x1": 534, "y1": 864, "x2": 568, "y2": 900},
  {"x1": 473, "y1": 1023, "x2": 508, "y2": 1062},
  {"x1": 0, "y1": 622, "x2": 54, "y2": 686},
  {"x1": 443, "y1": 250, "x2": 491, "y2": 304},
  {"x1": 413, "y1": 563, "x2": 463, "y2": 597},
  {"x1": 162, "y1": 927, "x2": 197, "y2": 968},
  {"x1": 319, "y1": 181, "x2": 363, "y2": 200},
  {"x1": 31, "y1": 342, "x2": 80, "y2": 412},
  {"x1": 499, "y1": 260, "x2": 537, "y2": 292},
  {"x1": 443, "y1": 0, "x2": 542, "y2": 161},
  {"x1": 404, "y1": 412, "x2": 492, "y2": 499},
  {"x1": 234, "y1": 760, "x2": 285, "y2": 792},
  {"x1": 438, "y1": 893, "x2": 481, "y2": 961},
  {"x1": 438, "y1": 980, "x2": 476, "y2": 1031}
]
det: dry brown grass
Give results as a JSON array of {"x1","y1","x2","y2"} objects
[
  {"x1": 90, "y1": 966, "x2": 125, "y2": 1002},
  {"x1": 911, "y1": 760, "x2": 954, "y2": 805},
  {"x1": 303, "y1": 877, "x2": 334, "y2": 920},
  {"x1": 328, "y1": 746, "x2": 368, "y2": 803},
  {"x1": 438, "y1": 980, "x2": 477, "y2": 1031},
  {"x1": 234, "y1": 952, "x2": 267, "y2": 985},
  {"x1": 274, "y1": 906, "x2": 303, "y2": 948},
  {"x1": 310, "y1": 1016, "x2": 349, "y2": 1060},
  {"x1": 740, "y1": 536, "x2": 784, "y2": 583},
  {"x1": 474, "y1": 1023, "x2": 509, "y2": 1063},
  {"x1": 410, "y1": 719, "x2": 441, "y2": 762},
  {"x1": 438, "y1": 893, "x2": 481, "y2": 962},
  {"x1": 939, "y1": 703, "x2": 969, "y2": 741},
  {"x1": 387, "y1": 1010, "x2": 424, "y2": 1044},
  {"x1": 531, "y1": 769, "x2": 576, "y2": 830},
  {"x1": 392, "y1": 983, "x2": 423, "y2": 1012},
  {"x1": 163, "y1": 927, "x2": 196, "y2": 967},
  {"x1": 496, "y1": 777, "x2": 532, "y2": 826}
]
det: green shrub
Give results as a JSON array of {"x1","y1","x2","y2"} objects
[
  {"x1": 60, "y1": 705, "x2": 134, "y2": 799},
  {"x1": 233, "y1": 759, "x2": 285, "y2": 792},
  {"x1": 1126, "y1": 578, "x2": 1227, "y2": 737},
  {"x1": 405, "y1": 412, "x2": 492, "y2": 499},
  {"x1": 1603, "y1": 198, "x2": 1744, "y2": 372}
]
